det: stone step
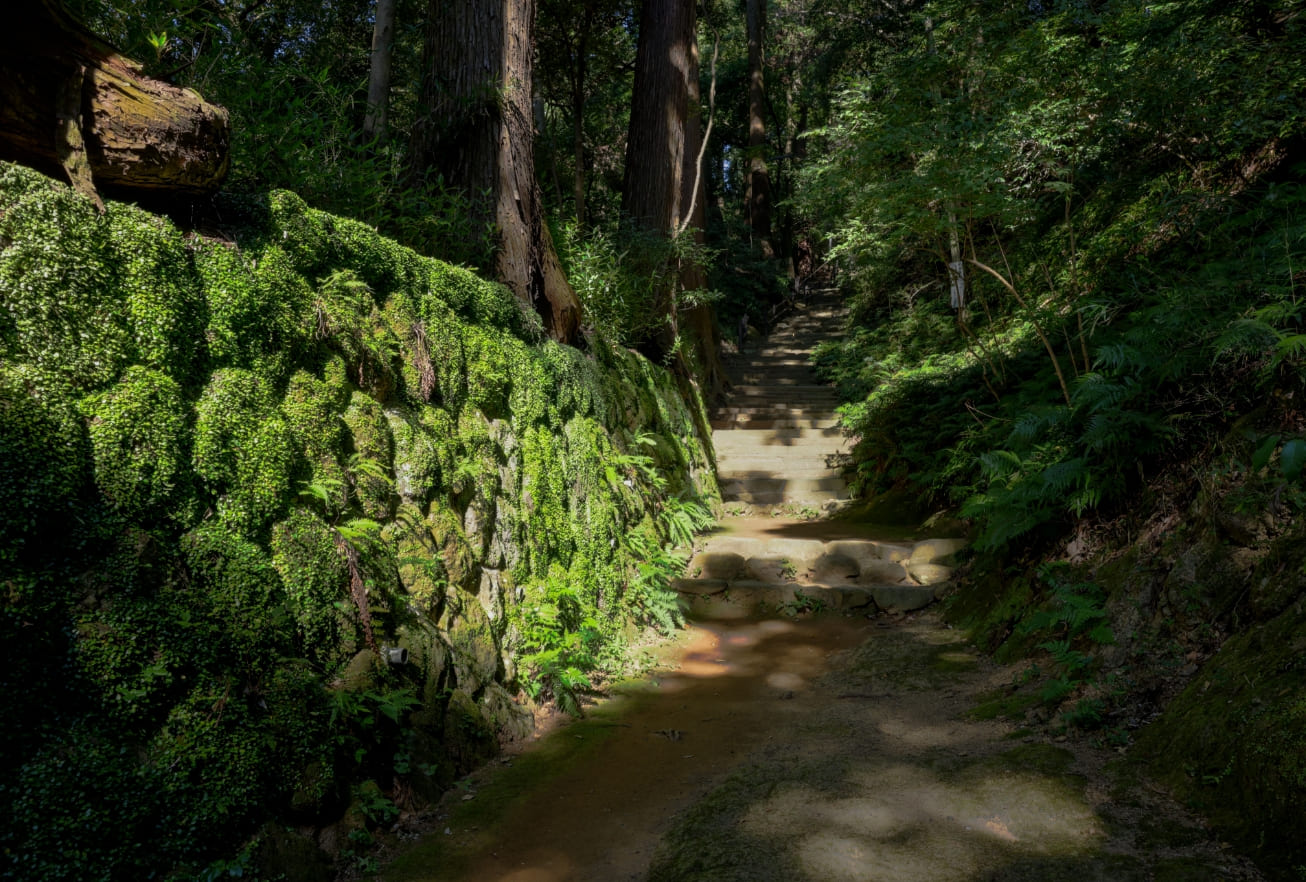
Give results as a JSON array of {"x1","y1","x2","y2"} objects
[
  {"x1": 719, "y1": 469, "x2": 845, "y2": 484},
  {"x1": 710, "y1": 416, "x2": 841, "y2": 430},
  {"x1": 716, "y1": 449, "x2": 849, "y2": 465},
  {"x1": 715, "y1": 403, "x2": 839, "y2": 415},
  {"x1": 686, "y1": 536, "x2": 965, "y2": 584},
  {"x1": 715, "y1": 448, "x2": 849, "y2": 464},
  {"x1": 712, "y1": 426, "x2": 845, "y2": 444},
  {"x1": 671, "y1": 579, "x2": 939, "y2": 616},
  {"x1": 731, "y1": 386, "x2": 841, "y2": 399},
  {"x1": 735, "y1": 359, "x2": 819, "y2": 368},
  {"x1": 720, "y1": 399, "x2": 840, "y2": 412},
  {"x1": 720, "y1": 488, "x2": 846, "y2": 505},
  {"x1": 719, "y1": 483, "x2": 848, "y2": 506},
  {"x1": 732, "y1": 374, "x2": 822, "y2": 384}
]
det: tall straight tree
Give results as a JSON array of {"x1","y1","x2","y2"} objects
[
  {"x1": 622, "y1": 0, "x2": 696, "y2": 362},
  {"x1": 679, "y1": 29, "x2": 729, "y2": 400},
  {"x1": 362, "y1": 0, "x2": 397, "y2": 140},
  {"x1": 746, "y1": 0, "x2": 773, "y2": 255},
  {"x1": 409, "y1": 0, "x2": 581, "y2": 343}
]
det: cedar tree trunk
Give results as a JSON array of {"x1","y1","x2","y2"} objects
[
  {"x1": 745, "y1": 0, "x2": 773, "y2": 255},
  {"x1": 622, "y1": 0, "x2": 695, "y2": 362},
  {"x1": 0, "y1": 0, "x2": 230, "y2": 206},
  {"x1": 409, "y1": 0, "x2": 581, "y2": 344},
  {"x1": 679, "y1": 33, "x2": 728, "y2": 402}
]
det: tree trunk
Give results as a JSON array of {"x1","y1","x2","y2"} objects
[
  {"x1": 679, "y1": 30, "x2": 728, "y2": 403},
  {"x1": 622, "y1": 0, "x2": 695, "y2": 362},
  {"x1": 409, "y1": 0, "x2": 582, "y2": 344},
  {"x1": 745, "y1": 0, "x2": 773, "y2": 255},
  {"x1": 363, "y1": 0, "x2": 397, "y2": 140},
  {"x1": 571, "y1": 7, "x2": 592, "y2": 225},
  {"x1": 0, "y1": 0, "x2": 230, "y2": 206}
]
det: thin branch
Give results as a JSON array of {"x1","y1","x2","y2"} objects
[
  {"x1": 966, "y1": 257, "x2": 1073, "y2": 406},
  {"x1": 676, "y1": 30, "x2": 719, "y2": 238}
]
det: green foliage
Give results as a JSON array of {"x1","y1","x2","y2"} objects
[
  {"x1": 555, "y1": 219, "x2": 721, "y2": 346},
  {"x1": 515, "y1": 570, "x2": 601, "y2": 717},
  {"x1": 271, "y1": 507, "x2": 351, "y2": 658},
  {"x1": 1017, "y1": 563, "x2": 1115, "y2": 718},
  {"x1": 194, "y1": 369, "x2": 297, "y2": 534},
  {"x1": 0, "y1": 174, "x2": 128, "y2": 391},
  {"x1": 194, "y1": 239, "x2": 309, "y2": 383},
  {"x1": 0, "y1": 162, "x2": 718, "y2": 882},
  {"x1": 801, "y1": 0, "x2": 1306, "y2": 549},
  {"x1": 105, "y1": 204, "x2": 207, "y2": 386},
  {"x1": 0, "y1": 367, "x2": 88, "y2": 557},
  {"x1": 79, "y1": 366, "x2": 191, "y2": 522}
]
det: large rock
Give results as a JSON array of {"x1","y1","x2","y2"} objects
[
  {"x1": 689, "y1": 550, "x2": 746, "y2": 581},
  {"x1": 868, "y1": 584, "x2": 936, "y2": 613},
  {"x1": 857, "y1": 559, "x2": 909, "y2": 584},
  {"x1": 905, "y1": 561, "x2": 953, "y2": 586},
  {"x1": 909, "y1": 538, "x2": 968, "y2": 564},
  {"x1": 812, "y1": 551, "x2": 860, "y2": 584},
  {"x1": 445, "y1": 590, "x2": 500, "y2": 695}
]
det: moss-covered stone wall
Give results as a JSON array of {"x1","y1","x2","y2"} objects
[{"x1": 0, "y1": 163, "x2": 718, "y2": 881}]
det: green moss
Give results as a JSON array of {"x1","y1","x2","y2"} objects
[
  {"x1": 388, "y1": 407, "x2": 445, "y2": 506},
  {"x1": 282, "y1": 369, "x2": 347, "y2": 467},
  {"x1": 390, "y1": 507, "x2": 450, "y2": 618},
  {"x1": 507, "y1": 346, "x2": 553, "y2": 429},
  {"x1": 520, "y1": 425, "x2": 573, "y2": 578},
  {"x1": 79, "y1": 366, "x2": 190, "y2": 522},
  {"x1": 268, "y1": 190, "x2": 330, "y2": 275},
  {"x1": 314, "y1": 270, "x2": 400, "y2": 401},
  {"x1": 195, "y1": 240, "x2": 309, "y2": 383},
  {"x1": 0, "y1": 366, "x2": 88, "y2": 555},
  {"x1": 342, "y1": 391, "x2": 395, "y2": 519},
  {"x1": 271, "y1": 508, "x2": 352, "y2": 662},
  {"x1": 944, "y1": 569, "x2": 1036, "y2": 659},
  {"x1": 1135, "y1": 598, "x2": 1306, "y2": 873},
  {"x1": 320, "y1": 212, "x2": 411, "y2": 297},
  {"x1": 194, "y1": 368, "x2": 297, "y2": 534},
  {"x1": 0, "y1": 176, "x2": 129, "y2": 391},
  {"x1": 0, "y1": 165, "x2": 722, "y2": 882},
  {"x1": 106, "y1": 203, "x2": 207, "y2": 387},
  {"x1": 422, "y1": 261, "x2": 526, "y2": 335},
  {"x1": 547, "y1": 340, "x2": 608, "y2": 424},
  {"x1": 463, "y1": 325, "x2": 512, "y2": 418},
  {"x1": 967, "y1": 687, "x2": 1040, "y2": 721}
]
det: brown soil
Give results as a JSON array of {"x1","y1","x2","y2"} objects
[{"x1": 379, "y1": 604, "x2": 1263, "y2": 882}]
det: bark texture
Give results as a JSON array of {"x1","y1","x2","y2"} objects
[
  {"x1": 410, "y1": 0, "x2": 581, "y2": 344},
  {"x1": 622, "y1": 0, "x2": 696, "y2": 362},
  {"x1": 680, "y1": 33, "x2": 728, "y2": 403},
  {"x1": 363, "y1": 0, "x2": 398, "y2": 139},
  {"x1": 0, "y1": 0, "x2": 230, "y2": 203},
  {"x1": 746, "y1": 0, "x2": 773, "y2": 254}
]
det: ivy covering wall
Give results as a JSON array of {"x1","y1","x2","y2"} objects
[{"x1": 0, "y1": 162, "x2": 718, "y2": 881}]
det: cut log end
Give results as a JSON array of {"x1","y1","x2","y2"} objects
[{"x1": 0, "y1": 0, "x2": 231, "y2": 203}]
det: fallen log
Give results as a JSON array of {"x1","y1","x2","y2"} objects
[{"x1": 0, "y1": 0, "x2": 230, "y2": 206}]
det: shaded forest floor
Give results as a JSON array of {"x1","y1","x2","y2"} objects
[{"x1": 375, "y1": 604, "x2": 1263, "y2": 882}]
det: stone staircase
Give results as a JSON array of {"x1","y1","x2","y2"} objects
[
  {"x1": 712, "y1": 291, "x2": 851, "y2": 509},
  {"x1": 677, "y1": 534, "x2": 966, "y2": 616},
  {"x1": 677, "y1": 290, "x2": 967, "y2": 617}
]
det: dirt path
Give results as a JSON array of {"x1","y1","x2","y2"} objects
[
  {"x1": 379, "y1": 291, "x2": 1263, "y2": 882},
  {"x1": 380, "y1": 603, "x2": 1261, "y2": 882}
]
